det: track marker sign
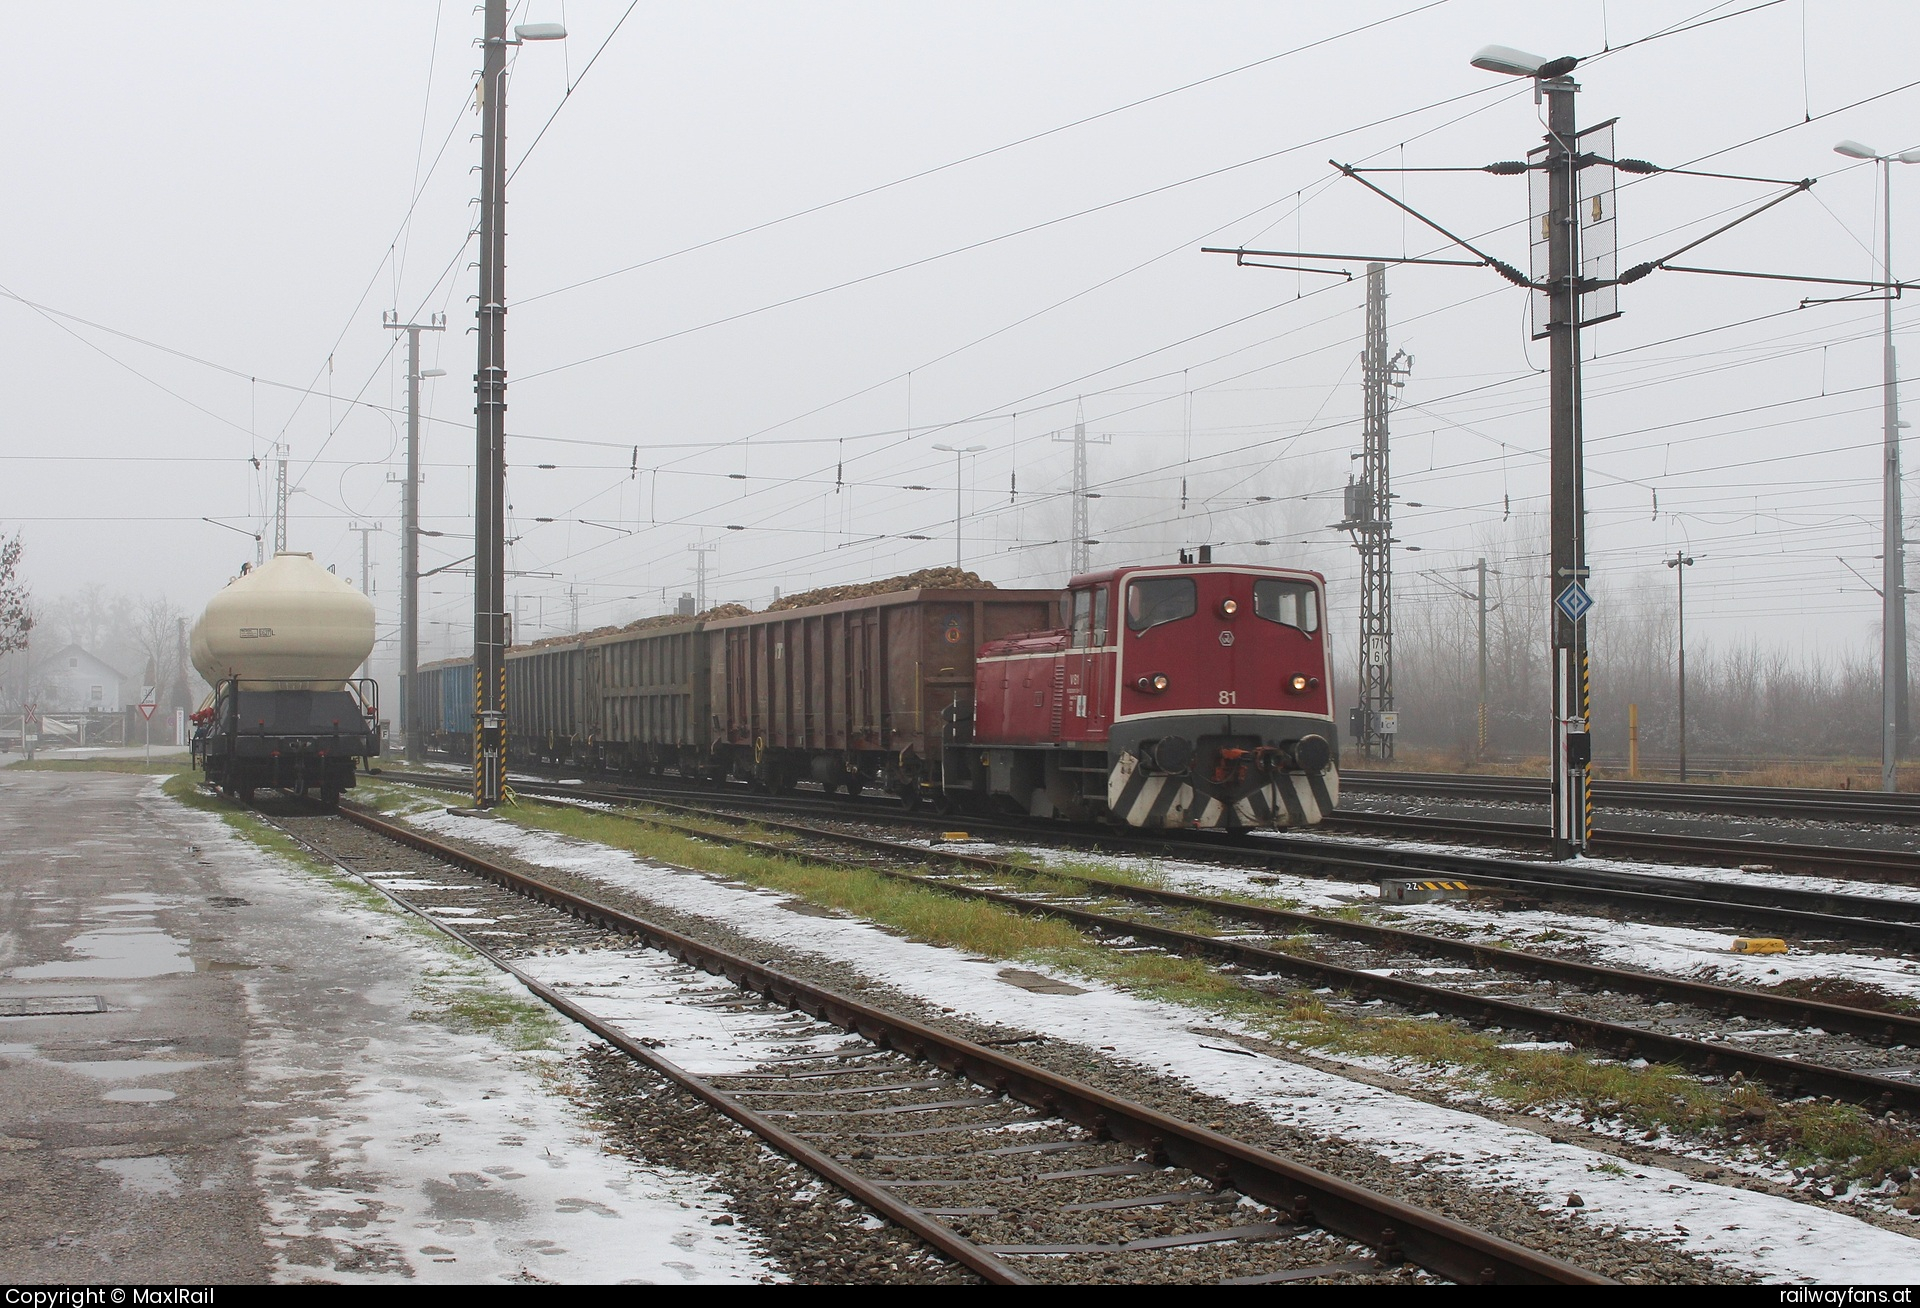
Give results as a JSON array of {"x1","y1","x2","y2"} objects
[{"x1": 1554, "y1": 582, "x2": 1594, "y2": 626}]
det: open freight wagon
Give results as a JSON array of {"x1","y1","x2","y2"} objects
[{"x1": 701, "y1": 586, "x2": 1059, "y2": 800}]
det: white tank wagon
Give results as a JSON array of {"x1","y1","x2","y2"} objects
[
  {"x1": 191, "y1": 550, "x2": 375, "y2": 687},
  {"x1": 190, "y1": 552, "x2": 382, "y2": 808}
]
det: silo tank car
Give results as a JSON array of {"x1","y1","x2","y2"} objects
[{"x1": 190, "y1": 551, "x2": 381, "y2": 808}]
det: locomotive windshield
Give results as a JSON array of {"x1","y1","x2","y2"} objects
[
  {"x1": 1253, "y1": 577, "x2": 1320, "y2": 633},
  {"x1": 1126, "y1": 576, "x2": 1196, "y2": 633}
]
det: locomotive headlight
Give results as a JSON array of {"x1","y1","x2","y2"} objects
[
  {"x1": 1285, "y1": 673, "x2": 1320, "y2": 695},
  {"x1": 1218, "y1": 598, "x2": 1239, "y2": 617},
  {"x1": 1136, "y1": 672, "x2": 1171, "y2": 694}
]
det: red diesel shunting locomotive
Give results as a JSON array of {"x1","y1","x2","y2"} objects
[{"x1": 958, "y1": 552, "x2": 1339, "y2": 829}]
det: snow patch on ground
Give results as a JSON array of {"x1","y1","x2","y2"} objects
[
  {"x1": 163, "y1": 788, "x2": 775, "y2": 1285},
  {"x1": 406, "y1": 808, "x2": 1920, "y2": 1283},
  {"x1": 1264, "y1": 828, "x2": 1920, "y2": 909},
  {"x1": 958, "y1": 837, "x2": 1920, "y2": 1004}
]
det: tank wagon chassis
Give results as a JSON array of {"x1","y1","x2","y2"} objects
[
  {"x1": 194, "y1": 676, "x2": 382, "y2": 809},
  {"x1": 420, "y1": 562, "x2": 1339, "y2": 832}
]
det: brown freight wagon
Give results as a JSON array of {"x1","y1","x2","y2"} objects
[
  {"x1": 702, "y1": 587, "x2": 1058, "y2": 801},
  {"x1": 580, "y1": 620, "x2": 711, "y2": 774},
  {"x1": 508, "y1": 640, "x2": 584, "y2": 764}
]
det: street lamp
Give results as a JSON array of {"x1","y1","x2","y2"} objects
[
  {"x1": 1469, "y1": 45, "x2": 1580, "y2": 80},
  {"x1": 471, "y1": 2, "x2": 566, "y2": 808},
  {"x1": 1665, "y1": 551, "x2": 1695, "y2": 782},
  {"x1": 1834, "y1": 139, "x2": 1920, "y2": 792},
  {"x1": 931, "y1": 443, "x2": 986, "y2": 570},
  {"x1": 1474, "y1": 42, "x2": 1590, "y2": 858}
]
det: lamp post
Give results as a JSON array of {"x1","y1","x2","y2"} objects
[
  {"x1": 1834, "y1": 140, "x2": 1920, "y2": 792},
  {"x1": 931, "y1": 443, "x2": 985, "y2": 570},
  {"x1": 1665, "y1": 551, "x2": 1694, "y2": 781},
  {"x1": 1473, "y1": 43, "x2": 1589, "y2": 857},
  {"x1": 472, "y1": 4, "x2": 566, "y2": 807}
]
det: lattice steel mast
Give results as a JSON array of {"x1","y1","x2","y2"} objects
[
  {"x1": 1336, "y1": 263, "x2": 1409, "y2": 759},
  {"x1": 1052, "y1": 412, "x2": 1109, "y2": 577}
]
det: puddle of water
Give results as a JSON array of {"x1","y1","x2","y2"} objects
[
  {"x1": 0, "y1": 995, "x2": 105, "y2": 1017},
  {"x1": 9, "y1": 927, "x2": 193, "y2": 980},
  {"x1": 98, "y1": 1155, "x2": 181, "y2": 1193},
  {"x1": 101, "y1": 1087, "x2": 176, "y2": 1103},
  {"x1": 99, "y1": 893, "x2": 176, "y2": 915},
  {"x1": 56, "y1": 1059, "x2": 210, "y2": 1081}
]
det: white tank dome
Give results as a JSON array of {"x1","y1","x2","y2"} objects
[{"x1": 190, "y1": 552, "x2": 375, "y2": 690}]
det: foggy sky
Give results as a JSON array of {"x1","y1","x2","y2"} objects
[{"x1": 5, "y1": 1, "x2": 1918, "y2": 690}]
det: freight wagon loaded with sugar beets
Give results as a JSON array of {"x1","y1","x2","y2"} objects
[{"x1": 413, "y1": 558, "x2": 1339, "y2": 829}]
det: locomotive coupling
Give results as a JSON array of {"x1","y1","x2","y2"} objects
[
  {"x1": 1139, "y1": 731, "x2": 1331, "y2": 779},
  {"x1": 1253, "y1": 735, "x2": 1332, "y2": 774},
  {"x1": 1138, "y1": 735, "x2": 1195, "y2": 774}
]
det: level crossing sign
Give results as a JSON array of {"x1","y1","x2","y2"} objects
[
  {"x1": 137, "y1": 687, "x2": 157, "y2": 722},
  {"x1": 1554, "y1": 582, "x2": 1593, "y2": 626}
]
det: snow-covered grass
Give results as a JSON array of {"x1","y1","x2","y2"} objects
[
  {"x1": 449, "y1": 793, "x2": 1920, "y2": 1191},
  {"x1": 968, "y1": 830, "x2": 1920, "y2": 1012}
]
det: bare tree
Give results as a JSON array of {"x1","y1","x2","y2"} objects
[
  {"x1": 130, "y1": 597, "x2": 186, "y2": 698},
  {"x1": 0, "y1": 531, "x2": 29, "y2": 657}
]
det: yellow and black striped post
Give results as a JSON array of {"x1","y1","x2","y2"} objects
[
  {"x1": 476, "y1": 667, "x2": 506, "y2": 807},
  {"x1": 1580, "y1": 648, "x2": 1593, "y2": 847},
  {"x1": 472, "y1": 667, "x2": 484, "y2": 803}
]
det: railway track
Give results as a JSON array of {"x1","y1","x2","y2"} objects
[
  {"x1": 260, "y1": 798, "x2": 1609, "y2": 1286},
  {"x1": 380, "y1": 767, "x2": 1920, "y2": 951},
  {"x1": 376, "y1": 771, "x2": 1920, "y2": 1115},
  {"x1": 1323, "y1": 810, "x2": 1920, "y2": 886},
  {"x1": 1343, "y1": 770, "x2": 1920, "y2": 825}
]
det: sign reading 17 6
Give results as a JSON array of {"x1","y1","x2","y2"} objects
[
  {"x1": 137, "y1": 686, "x2": 157, "y2": 722},
  {"x1": 1555, "y1": 582, "x2": 1594, "y2": 626}
]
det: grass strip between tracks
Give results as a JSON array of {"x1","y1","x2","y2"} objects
[
  {"x1": 355, "y1": 779, "x2": 1920, "y2": 1194},
  {"x1": 7, "y1": 756, "x2": 192, "y2": 774}
]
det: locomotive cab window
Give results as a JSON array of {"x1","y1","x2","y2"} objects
[
  {"x1": 1253, "y1": 578, "x2": 1320, "y2": 633},
  {"x1": 1071, "y1": 589, "x2": 1092, "y2": 648},
  {"x1": 1092, "y1": 587, "x2": 1110, "y2": 646},
  {"x1": 1126, "y1": 576, "x2": 1196, "y2": 634}
]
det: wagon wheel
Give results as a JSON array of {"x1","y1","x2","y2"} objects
[{"x1": 896, "y1": 787, "x2": 923, "y2": 814}]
